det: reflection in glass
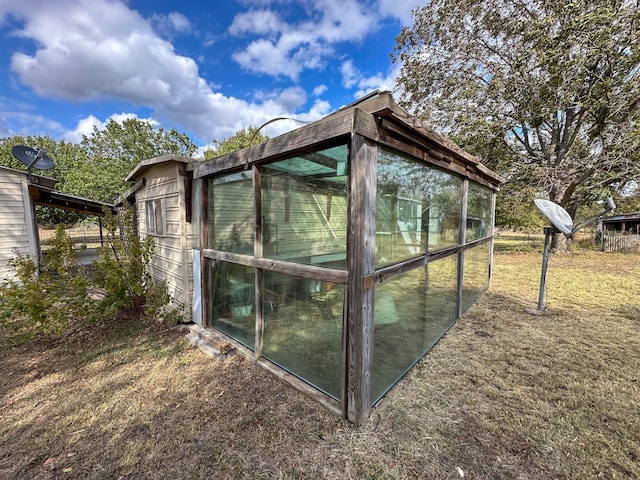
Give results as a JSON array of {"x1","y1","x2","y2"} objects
[
  {"x1": 372, "y1": 255, "x2": 459, "y2": 402},
  {"x1": 376, "y1": 148, "x2": 462, "y2": 267},
  {"x1": 462, "y1": 243, "x2": 490, "y2": 313},
  {"x1": 467, "y1": 183, "x2": 493, "y2": 242},
  {"x1": 210, "y1": 261, "x2": 256, "y2": 350},
  {"x1": 262, "y1": 145, "x2": 348, "y2": 268},
  {"x1": 262, "y1": 271, "x2": 344, "y2": 399},
  {"x1": 209, "y1": 172, "x2": 254, "y2": 253}
]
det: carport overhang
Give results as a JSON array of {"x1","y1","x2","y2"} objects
[{"x1": 27, "y1": 176, "x2": 115, "y2": 216}]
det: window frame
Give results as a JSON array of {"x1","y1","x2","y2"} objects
[{"x1": 145, "y1": 198, "x2": 165, "y2": 237}]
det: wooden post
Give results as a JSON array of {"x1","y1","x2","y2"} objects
[
  {"x1": 177, "y1": 163, "x2": 192, "y2": 313},
  {"x1": 346, "y1": 129, "x2": 377, "y2": 425},
  {"x1": 457, "y1": 179, "x2": 468, "y2": 318},
  {"x1": 488, "y1": 190, "x2": 496, "y2": 288},
  {"x1": 253, "y1": 165, "x2": 264, "y2": 358},
  {"x1": 420, "y1": 199, "x2": 430, "y2": 315},
  {"x1": 200, "y1": 178, "x2": 210, "y2": 326}
]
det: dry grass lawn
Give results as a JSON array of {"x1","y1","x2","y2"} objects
[{"x1": 1, "y1": 239, "x2": 639, "y2": 479}]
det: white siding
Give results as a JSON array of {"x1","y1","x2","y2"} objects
[
  {"x1": 133, "y1": 161, "x2": 193, "y2": 317},
  {"x1": 0, "y1": 169, "x2": 38, "y2": 281}
]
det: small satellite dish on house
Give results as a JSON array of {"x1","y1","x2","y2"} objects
[
  {"x1": 11, "y1": 145, "x2": 55, "y2": 171},
  {"x1": 532, "y1": 197, "x2": 616, "y2": 313}
]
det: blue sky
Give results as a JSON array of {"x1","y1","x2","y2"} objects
[{"x1": 0, "y1": 0, "x2": 423, "y2": 150}]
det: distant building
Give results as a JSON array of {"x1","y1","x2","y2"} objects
[{"x1": 602, "y1": 212, "x2": 640, "y2": 234}]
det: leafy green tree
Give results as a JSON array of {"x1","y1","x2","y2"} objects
[
  {"x1": 394, "y1": 0, "x2": 640, "y2": 245},
  {"x1": 0, "y1": 135, "x2": 86, "y2": 184},
  {"x1": 0, "y1": 135, "x2": 91, "y2": 224},
  {"x1": 203, "y1": 126, "x2": 269, "y2": 159},
  {"x1": 0, "y1": 121, "x2": 197, "y2": 204},
  {"x1": 93, "y1": 204, "x2": 173, "y2": 318},
  {"x1": 66, "y1": 118, "x2": 198, "y2": 202}
]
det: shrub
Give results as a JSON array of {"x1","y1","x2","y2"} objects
[
  {"x1": 0, "y1": 226, "x2": 89, "y2": 338},
  {"x1": 93, "y1": 204, "x2": 180, "y2": 322},
  {"x1": 0, "y1": 204, "x2": 180, "y2": 341}
]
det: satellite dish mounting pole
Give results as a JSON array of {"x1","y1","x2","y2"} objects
[
  {"x1": 26, "y1": 148, "x2": 44, "y2": 181},
  {"x1": 537, "y1": 226, "x2": 554, "y2": 311}
]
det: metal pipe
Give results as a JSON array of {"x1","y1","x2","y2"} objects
[{"x1": 537, "y1": 226, "x2": 553, "y2": 311}]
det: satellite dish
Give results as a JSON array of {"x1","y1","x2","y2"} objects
[
  {"x1": 534, "y1": 199, "x2": 573, "y2": 236},
  {"x1": 11, "y1": 145, "x2": 55, "y2": 171},
  {"x1": 531, "y1": 196, "x2": 615, "y2": 313}
]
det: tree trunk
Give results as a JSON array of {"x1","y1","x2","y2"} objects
[
  {"x1": 548, "y1": 182, "x2": 573, "y2": 252},
  {"x1": 551, "y1": 231, "x2": 572, "y2": 252}
]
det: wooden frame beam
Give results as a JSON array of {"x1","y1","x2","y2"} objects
[
  {"x1": 457, "y1": 179, "x2": 469, "y2": 319},
  {"x1": 345, "y1": 128, "x2": 378, "y2": 425}
]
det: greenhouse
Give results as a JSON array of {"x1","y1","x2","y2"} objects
[{"x1": 188, "y1": 91, "x2": 503, "y2": 424}]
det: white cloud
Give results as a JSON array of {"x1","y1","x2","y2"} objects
[
  {"x1": 377, "y1": 0, "x2": 423, "y2": 26},
  {"x1": 341, "y1": 59, "x2": 402, "y2": 98},
  {"x1": 167, "y1": 12, "x2": 191, "y2": 32},
  {"x1": 312, "y1": 84, "x2": 328, "y2": 96},
  {"x1": 229, "y1": 9, "x2": 283, "y2": 36},
  {"x1": 62, "y1": 112, "x2": 159, "y2": 143},
  {"x1": 341, "y1": 60, "x2": 359, "y2": 88},
  {"x1": 260, "y1": 98, "x2": 332, "y2": 138},
  {"x1": 0, "y1": 110, "x2": 65, "y2": 138},
  {"x1": 0, "y1": 0, "x2": 331, "y2": 144},
  {"x1": 0, "y1": 0, "x2": 413, "y2": 147},
  {"x1": 150, "y1": 11, "x2": 192, "y2": 37},
  {"x1": 229, "y1": 0, "x2": 379, "y2": 80},
  {"x1": 62, "y1": 115, "x2": 103, "y2": 143},
  {"x1": 274, "y1": 86, "x2": 307, "y2": 111}
]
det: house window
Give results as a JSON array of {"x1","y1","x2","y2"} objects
[{"x1": 146, "y1": 199, "x2": 164, "y2": 236}]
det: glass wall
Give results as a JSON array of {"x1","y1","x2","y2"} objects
[
  {"x1": 372, "y1": 255, "x2": 459, "y2": 402},
  {"x1": 204, "y1": 137, "x2": 495, "y2": 413},
  {"x1": 376, "y1": 148, "x2": 462, "y2": 268},
  {"x1": 466, "y1": 182, "x2": 493, "y2": 242},
  {"x1": 262, "y1": 145, "x2": 348, "y2": 268},
  {"x1": 207, "y1": 144, "x2": 349, "y2": 400},
  {"x1": 210, "y1": 261, "x2": 256, "y2": 350},
  {"x1": 461, "y1": 242, "x2": 491, "y2": 313},
  {"x1": 209, "y1": 172, "x2": 254, "y2": 253},
  {"x1": 372, "y1": 155, "x2": 493, "y2": 403},
  {"x1": 262, "y1": 271, "x2": 344, "y2": 399}
]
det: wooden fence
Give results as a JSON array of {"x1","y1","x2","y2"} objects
[{"x1": 602, "y1": 231, "x2": 640, "y2": 253}]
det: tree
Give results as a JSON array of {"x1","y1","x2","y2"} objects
[
  {"x1": 0, "y1": 135, "x2": 86, "y2": 184},
  {"x1": 0, "y1": 135, "x2": 89, "y2": 225},
  {"x1": 68, "y1": 118, "x2": 198, "y2": 202},
  {"x1": 393, "y1": 0, "x2": 640, "y2": 246},
  {"x1": 0, "y1": 120, "x2": 198, "y2": 204},
  {"x1": 203, "y1": 126, "x2": 269, "y2": 159}
]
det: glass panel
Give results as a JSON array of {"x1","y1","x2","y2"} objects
[
  {"x1": 210, "y1": 260, "x2": 256, "y2": 350},
  {"x1": 209, "y1": 172, "x2": 254, "y2": 254},
  {"x1": 262, "y1": 145, "x2": 348, "y2": 268},
  {"x1": 462, "y1": 243, "x2": 490, "y2": 313},
  {"x1": 372, "y1": 255, "x2": 459, "y2": 402},
  {"x1": 145, "y1": 199, "x2": 163, "y2": 236},
  {"x1": 154, "y1": 199, "x2": 164, "y2": 236},
  {"x1": 466, "y1": 183, "x2": 493, "y2": 242},
  {"x1": 145, "y1": 201, "x2": 155, "y2": 235},
  {"x1": 262, "y1": 270, "x2": 344, "y2": 399},
  {"x1": 376, "y1": 148, "x2": 462, "y2": 268}
]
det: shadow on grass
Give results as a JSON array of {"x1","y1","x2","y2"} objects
[
  {"x1": 2, "y1": 253, "x2": 638, "y2": 479},
  {"x1": 0, "y1": 312, "x2": 340, "y2": 479}
]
